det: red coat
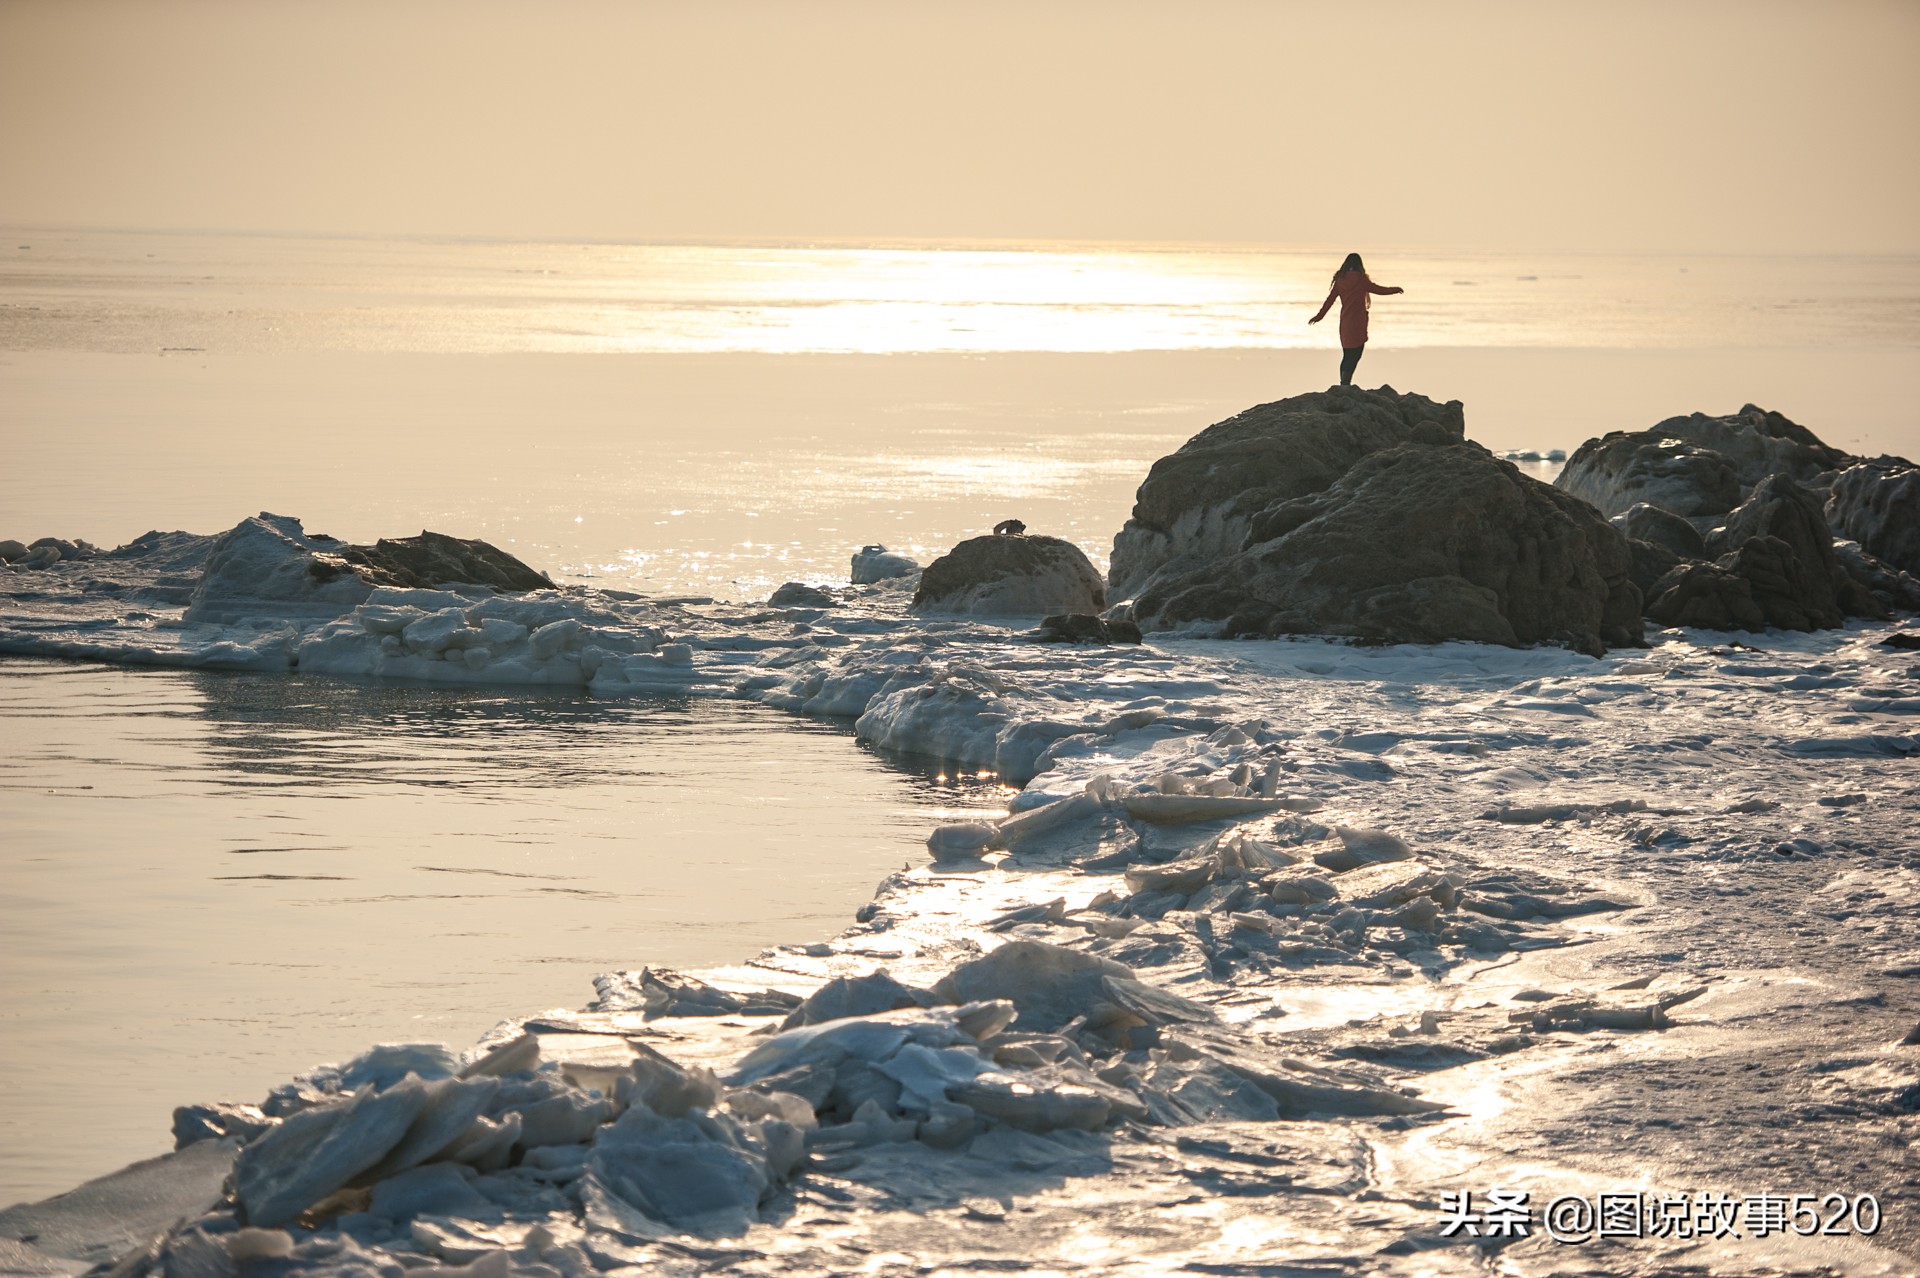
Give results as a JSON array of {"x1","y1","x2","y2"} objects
[{"x1": 1316, "y1": 271, "x2": 1402, "y2": 349}]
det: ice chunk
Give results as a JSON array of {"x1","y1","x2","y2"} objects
[
  {"x1": 231, "y1": 1075, "x2": 431, "y2": 1228},
  {"x1": 933, "y1": 941, "x2": 1213, "y2": 1038},
  {"x1": 780, "y1": 971, "x2": 930, "y2": 1029},
  {"x1": 582, "y1": 1106, "x2": 773, "y2": 1236},
  {"x1": 367, "y1": 1162, "x2": 494, "y2": 1222}
]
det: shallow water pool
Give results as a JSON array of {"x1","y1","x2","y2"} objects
[{"x1": 0, "y1": 658, "x2": 1008, "y2": 1205}]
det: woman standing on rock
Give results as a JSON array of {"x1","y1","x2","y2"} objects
[{"x1": 1309, "y1": 253, "x2": 1403, "y2": 387}]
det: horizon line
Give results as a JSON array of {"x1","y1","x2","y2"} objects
[{"x1": 4, "y1": 222, "x2": 1916, "y2": 262}]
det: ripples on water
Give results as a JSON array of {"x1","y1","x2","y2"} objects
[{"x1": 0, "y1": 657, "x2": 1009, "y2": 1205}]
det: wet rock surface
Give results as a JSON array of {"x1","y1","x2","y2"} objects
[{"x1": 180, "y1": 515, "x2": 553, "y2": 625}]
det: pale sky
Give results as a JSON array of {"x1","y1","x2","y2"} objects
[{"x1": 2, "y1": 0, "x2": 1915, "y2": 253}]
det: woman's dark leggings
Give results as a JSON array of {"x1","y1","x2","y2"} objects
[{"x1": 1340, "y1": 344, "x2": 1364, "y2": 386}]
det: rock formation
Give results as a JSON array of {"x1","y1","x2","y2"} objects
[
  {"x1": 1644, "y1": 474, "x2": 1883, "y2": 632},
  {"x1": 1556, "y1": 404, "x2": 1851, "y2": 520},
  {"x1": 1112, "y1": 388, "x2": 1643, "y2": 655},
  {"x1": 912, "y1": 534, "x2": 1106, "y2": 617},
  {"x1": 317, "y1": 531, "x2": 553, "y2": 594},
  {"x1": 185, "y1": 514, "x2": 553, "y2": 623},
  {"x1": 1553, "y1": 405, "x2": 1915, "y2": 634},
  {"x1": 1110, "y1": 388, "x2": 1465, "y2": 602}
]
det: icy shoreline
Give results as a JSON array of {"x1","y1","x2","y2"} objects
[{"x1": 3, "y1": 521, "x2": 1919, "y2": 1275}]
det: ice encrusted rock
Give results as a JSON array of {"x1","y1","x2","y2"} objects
[
  {"x1": 853, "y1": 662, "x2": 1082, "y2": 782},
  {"x1": 851, "y1": 544, "x2": 920, "y2": 584},
  {"x1": 1556, "y1": 405, "x2": 1851, "y2": 518},
  {"x1": 1554, "y1": 433, "x2": 1743, "y2": 518},
  {"x1": 184, "y1": 514, "x2": 381, "y2": 623},
  {"x1": 1032, "y1": 612, "x2": 1143, "y2": 644},
  {"x1": 182, "y1": 514, "x2": 551, "y2": 627},
  {"x1": 1119, "y1": 392, "x2": 1643, "y2": 654},
  {"x1": 1826, "y1": 457, "x2": 1920, "y2": 576},
  {"x1": 911, "y1": 534, "x2": 1105, "y2": 617},
  {"x1": 172, "y1": 1101, "x2": 273, "y2": 1150}
]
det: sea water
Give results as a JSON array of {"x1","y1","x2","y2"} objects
[{"x1": 0, "y1": 658, "x2": 1009, "y2": 1204}]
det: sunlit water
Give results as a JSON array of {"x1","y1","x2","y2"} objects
[
  {"x1": 4, "y1": 230, "x2": 1916, "y2": 354},
  {"x1": 0, "y1": 658, "x2": 1009, "y2": 1205}
]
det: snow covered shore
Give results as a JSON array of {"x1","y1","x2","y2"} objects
[{"x1": 2, "y1": 516, "x2": 1918, "y2": 1275}]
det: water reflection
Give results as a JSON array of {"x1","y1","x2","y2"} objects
[{"x1": 0, "y1": 658, "x2": 1007, "y2": 1205}]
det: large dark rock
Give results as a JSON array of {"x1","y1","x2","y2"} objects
[
  {"x1": 1827, "y1": 459, "x2": 1920, "y2": 575},
  {"x1": 1556, "y1": 405, "x2": 1851, "y2": 520},
  {"x1": 1646, "y1": 475, "x2": 1882, "y2": 632},
  {"x1": 1120, "y1": 394, "x2": 1644, "y2": 655},
  {"x1": 1646, "y1": 538, "x2": 1828, "y2": 632},
  {"x1": 1109, "y1": 387, "x2": 1466, "y2": 601},
  {"x1": 315, "y1": 531, "x2": 553, "y2": 593},
  {"x1": 912, "y1": 533, "x2": 1105, "y2": 616}
]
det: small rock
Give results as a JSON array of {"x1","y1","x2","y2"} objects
[
  {"x1": 768, "y1": 582, "x2": 837, "y2": 608},
  {"x1": 962, "y1": 1196, "x2": 1009, "y2": 1221},
  {"x1": 1033, "y1": 613, "x2": 1143, "y2": 644},
  {"x1": 914, "y1": 534, "x2": 1106, "y2": 617}
]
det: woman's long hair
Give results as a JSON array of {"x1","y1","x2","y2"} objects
[{"x1": 1332, "y1": 252, "x2": 1365, "y2": 284}]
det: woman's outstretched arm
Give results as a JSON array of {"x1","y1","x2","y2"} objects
[
  {"x1": 1367, "y1": 281, "x2": 1404, "y2": 295},
  {"x1": 1309, "y1": 287, "x2": 1336, "y2": 323}
]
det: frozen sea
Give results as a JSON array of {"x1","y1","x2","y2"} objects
[{"x1": 1, "y1": 231, "x2": 1918, "y2": 1270}]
